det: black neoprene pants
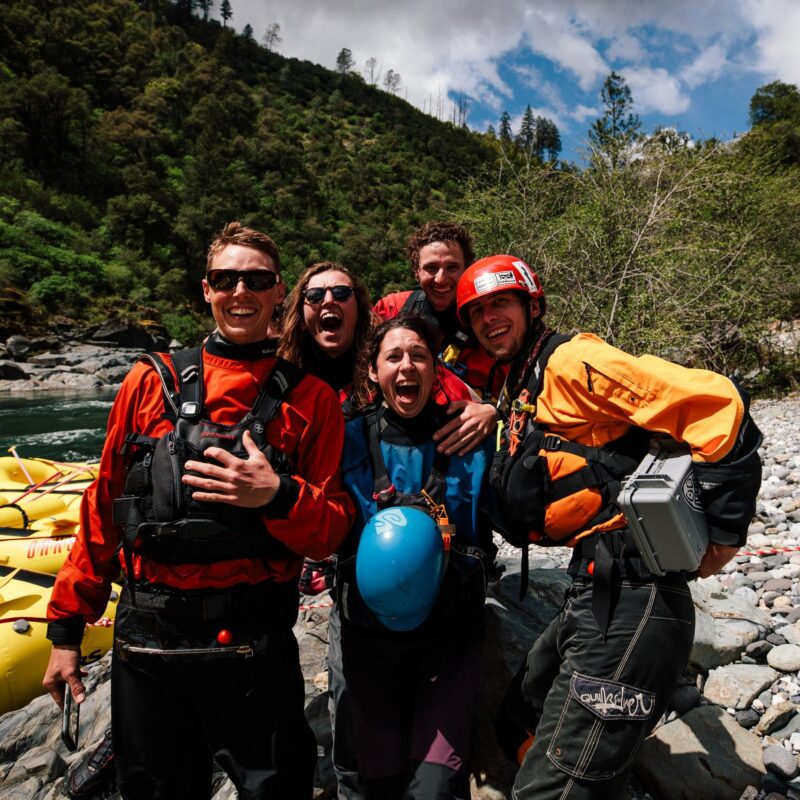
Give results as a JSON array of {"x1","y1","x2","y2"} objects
[
  {"x1": 512, "y1": 573, "x2": 694, "y2": 800},
  {"x1": 111, "y1": 582, "x2": 316, "y2": 800}
]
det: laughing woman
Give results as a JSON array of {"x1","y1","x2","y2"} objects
[
  {"x1": 335, "y1": 315, "x2": 495, "y2": 800},
  {"x1": 279, "y1": 261, "x2": 372, "y2": 401}
]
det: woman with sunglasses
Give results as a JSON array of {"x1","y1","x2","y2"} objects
[
  {"x1": 334, "y1": 315, "x2": 495, "y2": 800},
  {"x1": 279, "y1": 262, "x2": 372, "y2": 402},
  {"x1": 280, "y1": 264, "x2": 477, "y2": 800}
]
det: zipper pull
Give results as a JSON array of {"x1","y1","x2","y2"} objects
[
  {"x1": 236, "y1": 644, "x2": 255, "y2": 658},
  {"x1": 583, "y1": 362, "x2": 594, "y2": 392}
]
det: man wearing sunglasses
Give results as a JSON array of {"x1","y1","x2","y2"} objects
[
  {"x1": 374, "y1": 221, "x2": 505, "y2": 457},
  {"x1": 44, "y1": 222, "x2": 354, "y2": 800}
]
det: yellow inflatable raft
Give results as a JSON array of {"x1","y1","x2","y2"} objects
[
  {"x1": 0, "y1": 565, "x2": 118, "y2": 715},
  {"x1": 0, "y1": 454, "x2": 96, "y2": 532},
  {"x1": 0, "y1": 529, "x2": 77, "y2": 575},
  {"x1": 0, "y1": 452, "x2": 112, "y2": 715}
]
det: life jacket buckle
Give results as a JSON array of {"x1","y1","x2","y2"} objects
[
  {"x1": 373, "y1": 485, "x2": 397, "y2": 504},
  {"x1": 180, "y1": 401, "x2": 201, "y2": 419}
]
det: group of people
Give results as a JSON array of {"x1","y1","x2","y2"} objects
[{"x1": 42, "y1": 219, "x2": 762, "y2": 800}]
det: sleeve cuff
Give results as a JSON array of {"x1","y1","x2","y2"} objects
[
  {"x1": 47, "y1": 616, "x2": 86, "y2": 646},
  {"x1": 262, "y1": 476, "x2": 300, "y2": 519}
]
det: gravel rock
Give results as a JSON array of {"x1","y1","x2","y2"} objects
[
  {"x1": 769, "y1": 645, "x2": 800, "y2": 672},
  {"x1": 763, "y1": 744, "x2": 799, "y2": 780}
]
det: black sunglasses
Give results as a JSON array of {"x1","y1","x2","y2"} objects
[
  {"x1": 303, "y1": 285, "x2": 354, "y2": 304},
  {"x1": 206, "y1": 269, "x2": 279, "y2": 292}
]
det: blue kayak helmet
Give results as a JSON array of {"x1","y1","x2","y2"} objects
[{"x1": 356, "y1": 506, "x2": 445, "y2": 632}]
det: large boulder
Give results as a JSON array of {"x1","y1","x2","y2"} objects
[
  {"x1": 690, "y1": 580, "x2": 772, "y2": 671},
  {"x1": 89, "y1": 320, "x2": 166, "y2": 352},
  {"x1": 635, "y1": 705, "x2": 765, "y2": 800}
]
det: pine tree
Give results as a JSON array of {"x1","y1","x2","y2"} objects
[
  {"x1": 538, "y1": 117, "x2": 561, "y2": 162},
  {"x1": 219, "y1": 0, "x2": 232, "y2": 27},
  {"x1": 364, "y1": 57, "x2": 378, "y2": 85},
  {"x1": 499, "y1": 111, "x2": 513, "y2": 151},
  {"x1": 263, "y1": 23, "x2": 281, "y2": 52},
  {"x1": 336, "y1": 48, "x2": 355, "y2": 75},
  {"x1": 383, "y1": 69, "x2": 401, "y2": 94},
  {"x1": 588, "y1": 71, "x2": 641, "y2": 168},
  {"x1": 516, "y1": 105, "x2": 535, "y2": 154},
  {"x1": 196, "y1": 0, "x2": 212, "y2": 21}
]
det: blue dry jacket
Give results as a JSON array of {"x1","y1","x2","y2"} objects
[
  {"x1": 336, "y1": 402, "x2": 494, "y2": 634},
  {"x1": 340, "y1": 402, "x2": 493, "y2": 559}
]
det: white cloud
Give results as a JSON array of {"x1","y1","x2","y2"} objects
[
  {"x1": 231, "y1": 0, "x2": 792, "y2": 147},
  {"x1": 680, "y1": 42, "x2": 729, "y2": 88},
  {"x1": 520, "y1": 6, "x2": 608, "y2": 90},
  {"x1": 568, "y1": 104, "x2": 600, "y2": 123},
  {"x1": 622, "y1": 67, "x2": 690, "y2": 115},
  {"x1": 740, "y1": 0, "x2": 800, "y2": 84}
]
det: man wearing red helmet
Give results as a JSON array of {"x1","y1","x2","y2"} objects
[{"x1": 456, "y1": 255, "x2": 762, "y2": 799}]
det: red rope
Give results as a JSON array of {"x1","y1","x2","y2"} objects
[
  {"x1": 739, "y1": 545, "x2": 800, "y2": 557},
  {"x1": 298, "y1": 600, "x2": 334, "y2": 611}
]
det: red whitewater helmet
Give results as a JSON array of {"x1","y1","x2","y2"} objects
[{"x1": 456, "y1": 254, "x2": 545, "y2": 325}]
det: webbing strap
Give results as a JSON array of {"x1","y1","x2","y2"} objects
[
  {"x1": 137, "y1": 352, "x2": 181, "y2": 421},
  {"x1": 249, "y1": 358, "x2": 305, "y2": 425},
  {"x1": 363, "y1": 406, "x2": 451, "y2": 509},
  {"x1": 522, "y1": 332, "x2": 573, "y2": 407},
  {"x1": 171, "y1": 347, "x2": 203, "y2": 413},
  {"x1": 400, "y1": 288, "x2": 428, "y2": 317}
]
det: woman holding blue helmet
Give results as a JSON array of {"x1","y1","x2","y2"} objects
[{"x1": 335, "y1": 314, "x2": 495, "y2": 800}]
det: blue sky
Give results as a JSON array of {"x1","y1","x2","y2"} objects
[{"x1": 232, "y1": 0, "x2": 800, "y2": 162}]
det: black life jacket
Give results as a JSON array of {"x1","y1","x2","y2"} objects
[{"x1": 112, "y1": 345, "x2": 303, "y2": 579}]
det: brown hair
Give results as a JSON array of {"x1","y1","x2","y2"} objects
[
  {"x1": 278, "y1": 262, "x2": 373, "y2": 367},
  {"x1": 405, "y1": 221, "x2": 474, "y2": 275},
  {"x1": 352, "y1": 315, "x2": 439, "y2": 409},
  {"x1": 206, "y1": 221, "x2": 281, "y2": 272}
]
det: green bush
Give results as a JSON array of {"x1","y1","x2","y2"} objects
[{"x1": 28, "y1": 274, "x2": 87, "y2": 311}]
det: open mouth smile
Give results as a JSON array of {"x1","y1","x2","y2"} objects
[
  {"x1": 395, "y1": 380, "x2": 420, "y2": 402},
  {"x1": 487, "y1": 325, "x2": 510, "y2": 340},
  {"x1": 320, "y1": 311, "x2": 343, "y2": 332},
  {"x1": 228, "y1": 306, "x2": 258, "y2": 318}
]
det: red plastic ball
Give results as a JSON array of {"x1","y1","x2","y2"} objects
[
  {"x1": 217, "y1": 629, "x2": 234, "y2": 645},
  {"x1": 587, "y1": 560, "x2": 595, "y2": 576}
]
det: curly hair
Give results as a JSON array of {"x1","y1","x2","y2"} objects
[
  {"x1": 352, "y1": 315, "x2": 439, "y2": 410},
  {"x1": 206, "y1": 222, "x2": 281, "y2": 273},
  {"x1": 278, "y1": 262, "x2": 373, "y2": 367},
  {"x1": 405, "y1": 221, "x2": 474, "y2": 276}
]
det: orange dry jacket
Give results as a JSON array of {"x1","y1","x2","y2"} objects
[
  {"x1": 523, "y1": 333, "x2": 745, "y2": 543},
  {"x1": 48, "y1": 350, "x2": 355, "y2": 627}
]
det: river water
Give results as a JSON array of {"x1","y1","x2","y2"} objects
[{"x1": 0, "y1": 390, "x2": 117, "y2": 462}]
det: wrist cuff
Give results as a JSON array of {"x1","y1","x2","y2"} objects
[{"x1": 47, "y1": 617, "x2": 86, "y2": 646}]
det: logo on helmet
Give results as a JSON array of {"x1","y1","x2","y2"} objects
[
  {"x1": 474, "y1": 270, "x2": 517, "y2": 294},
  {"x1": 374, "y1": 509, "x2": 409, "y2": 531},
  {"x1": 513, "y1": 260, "x2": 539, "y2": 295}
]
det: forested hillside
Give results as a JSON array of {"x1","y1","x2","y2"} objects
[
  {"x1": 0, "y1": 0, "x2": 797, "y2": 390},
  {"x1": 0, "y1": 0, "x2": 497, "y2": 341},
  {"x1": 457, "y1": 79, "x2": 800, "y2": 391}
]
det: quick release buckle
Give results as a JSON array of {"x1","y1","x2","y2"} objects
[
  {"x1": 373, "y1": 485, "x2": 397, "y2": 504},
  {"x1": 180, "y1": 401, "x2": 201, "y2": 419}
]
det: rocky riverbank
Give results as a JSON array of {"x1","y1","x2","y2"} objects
[
  {"x1": 0, "y1": 325, "x2": 172, "y2": 393},
  {"x1": 0, "y1": 380, "x2": 798, "y2": 797}
]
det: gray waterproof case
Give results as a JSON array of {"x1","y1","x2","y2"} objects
[{"x1": 617, "y1": 439, "x2": 709, "y2": 576}]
